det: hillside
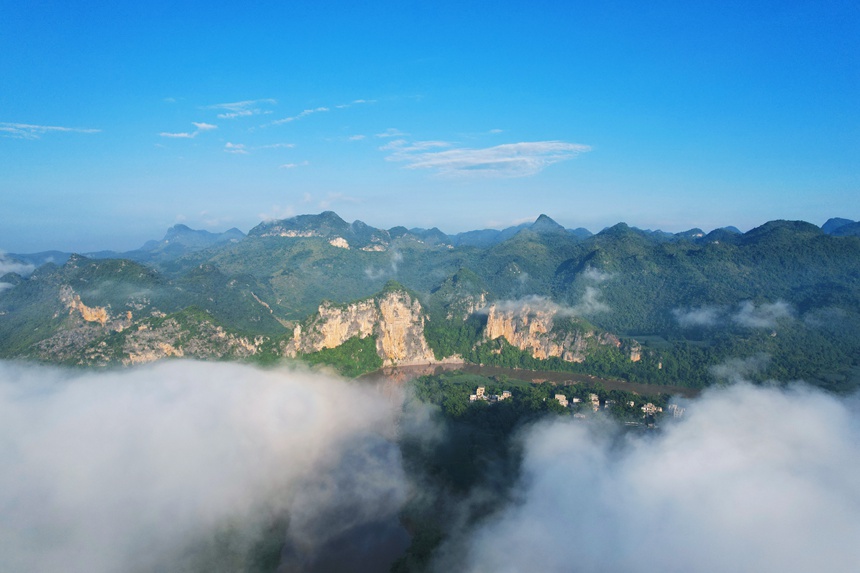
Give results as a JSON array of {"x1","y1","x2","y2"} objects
[{"x1": 2, "y1": 212, "x2": 860, "y2": 390}]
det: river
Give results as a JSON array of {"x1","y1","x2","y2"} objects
[{"x1": 361, "y1": 362, "x2": 700, "y2": 398}]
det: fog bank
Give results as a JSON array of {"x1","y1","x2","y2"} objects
[
  {"x1": 0, "y1": 360, "x2": 408, "y2": 572},
  {"x1": 453, "y1": 383, "x2": 860, "y2": 573}
]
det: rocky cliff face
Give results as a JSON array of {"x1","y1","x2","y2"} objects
[
  {"x1": 116, "y1": 319, "x2": 264, "y2": 366},
  {"x1": 32, "y1": 285, "x2": 265, "y2": 366},
  {"x1": 284, "y1": 289, "x2": 436, "y2": 365},
  {"x1": 484, "y1": 302, "x2": 623, "y2": 363}
]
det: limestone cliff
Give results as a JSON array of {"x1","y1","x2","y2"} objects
[
  {"x1": 59, "y1": 285, "x2": 113, "y2": 326},
  {"x1": 117, "y1": 318, "x2": 264, "y2": 366},
  {"x1": 284, "y1": 289, "x2": 436, "y2": 365},
  {"x1": 484, "y1": 302, "x2": 626, "y2": 363}
]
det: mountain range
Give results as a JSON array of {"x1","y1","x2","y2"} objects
[{"x1": 2, "y1": 212, "x2": 859, "y2": 391}]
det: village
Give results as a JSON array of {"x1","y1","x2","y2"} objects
[{"x1": 468, "y1": 384, "x2": 685, "y2": 424}]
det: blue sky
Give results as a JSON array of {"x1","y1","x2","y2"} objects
[{"x1": 1, "y1": 0, "x2": 858, "y2": 252}]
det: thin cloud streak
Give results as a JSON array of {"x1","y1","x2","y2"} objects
[
  {"x1": 159, "y1": 122, "x2": 217, "y2": 139},
  {"x1": 673, "y1": 301, "x2": 794, "y2": 329},
  {"x1": 376, "y1": 128, "x2": 407, "y2": 138},
  {"x1": 279, "y1": 160, "x2": 309, "y2": 169},
  {"x1": 0, "y1": 122, "x2": 101, "y2": 139},
  {"x1": 206, "y1": 98, "x2": 277, "y2": 119},
  {"x1": 385, "y1": 140, "x2": 591, "y2": 178},
  {"x1": 272, "y1": 107, "x2": 330, "y2": 125},
  {"x1": 270, "y1": 99, "x2": 370, "y2": 126},
  {"x1": 224, "y1": 142, "x2": 294, "y2": 154}
]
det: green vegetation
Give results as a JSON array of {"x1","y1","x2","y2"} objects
[
  {"x1": 300, "y1": 335, "x2": 383, "y2": 377},
  {"x1": 3, "y1": 217, "x2": 859, "y2": 391}
]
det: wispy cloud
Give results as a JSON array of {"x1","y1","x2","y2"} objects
[
  {"x1": 384, "y1": 140, "x2": 591, "y2": 178},
  {"x1": 258, "y1": 205, "x2": 295, "y2": 221},
  {"x1": 272, "y1": 107, "x2": 330, "y2": 125},
  {"x1": 279, "y1": 161, "x2": 309, "y2": 169},
  {"x1": 732, "y1": 300, "x2": 793, "y2": 328},
  {"x1": 224, "y1": 142, "x2": 248, "y2": 154},
  {"x1": 673, "y1": 301, "x2": 793, "y2": 329},
  {"x1": 486, "y1": 291, "x2": 609, "y2": 319},
  {"x1": 159, "y1": 122, "x2": 217, "y2": 139},
  {"x1": 259, "y1": 142, "x2": 295, "y2": 149},
  {"x1": 207, "y1": 98, "x2": 277, "y2": 119},
  {"x1": 348, "y1": 135, "x2": 366, "y2": 141},
  {"x1": 335, "y1": 99, "x2": 374, "y2": 109},
  {"x1": 223, "y1": 142, "x2": 294, "y2": 154},
  {"x1": 379, "y1": 139, "x2": 450, "y2": 152},
  {"x1": 365, "y1": 250, "x2": 403, "y2": 280},
  {"x1": 0, "y1": 252, "x2": 36, "y2": 277},
  {"x1": 0, "y1": 122, "x2": 101, "y2": 140},
  {"x1": 270, "y1": 99, "x2": 371, "y2": 126},
  {"x1": 710, "y1": 354, "x2": 771, "y2": 384},
  {"x1": 319, "y1": 192, "x2": 361, "y2": 209},
  {"x1": 673, "y1": 306, "x2": 723, "y2": 327},
  {"x1": 375, "y1": 128, "x2": 408, "y2": 138}
]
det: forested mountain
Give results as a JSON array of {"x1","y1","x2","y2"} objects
[{"x1": 2, "y1": 212, "x2": 859, "y2": 391}]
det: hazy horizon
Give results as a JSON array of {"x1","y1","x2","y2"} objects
[{"x1": 2, "y1": 1, "x2": 858, "y2": 252}]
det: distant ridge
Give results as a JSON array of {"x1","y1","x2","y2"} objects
[
  {"x1": 821, "y1": 217, "x2": 860, "y2": 237},
  {"x1": 14, "y1": 212, "x2": 860, "y2": 264}
]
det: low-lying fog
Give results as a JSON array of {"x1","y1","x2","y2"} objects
[{"x1": 1, "y1": 361, "x2": 858, "y2": 572}]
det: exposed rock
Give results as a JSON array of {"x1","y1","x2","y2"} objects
[
  {"x1": 284, "y1": 289, "x2": 436, "y2": 365},
  {"x1": 484, "y1": 302, "x2": 626, "y2": 363},
  {"x1": 118, "y1": 318, "x2": 263, "y2": 366},
  {"x1": 59, "y1": 285, "x2": 110, "y2": 325}
]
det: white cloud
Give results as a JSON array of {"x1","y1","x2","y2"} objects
[
  {"x1": 673, "y1": 306, "x2": 723, "y2": 327},
  {"x1": 272, "y1": 107, "x2": 330, "y2": 125},
  {"x1": 0, "y1": 282, "x2": 13, "y2": 292},
  {"x1": 375, "y1": 128, "x2": 408, "y2": 138},
  {"x1": 582, "y1": 266, "x2": 613, "y2": 283},
  {"x1": 0, "y1": 122, "x2": 101, "y2": 140},
  {"x1": 279, "y1": 160, "x2": 309, "y2": 169},
  {"x1": 271, "y1": 99, "x2": 370, "y2": 124},
  {"x1": 258, "y1": 205, "x2": 295, "y2": 221},
  {"x1": 732, "y1": 300, "x2": 793, "y2": 328},
  {"x1": 451, "y1": 383, "x2": 860, "y2": 573},
  {"x1": 259, "y1": 142, "x2": 295, "y2": 149},
  {"x1": 710, "y1": 354, "x2": 771, "y2": 383},
  {"x1": 349, "y1": 134, "x2": 366, "y2": 141},
  {"x1": 486, "y1": 292, "x2": 609, "y2": 318},
  {"x1": 0, "y1": 252, "x2": 35, "y2": 277},
  {"x1": 224, "y1": 142, "x2": 248, "y2": 154},
  {"x1": 225, "y1": 142, "x2": 294, "y2": 154},
  {"x1": 335, "y1": 99, "x2": 374, "y2": 109},
  {"x1": 380, "y1": 139, "x2": 451, "y2": 152},
  {"x1": 572, "y1": 285, "x2": 610, "y2": 314},
  {"x1": 365, "y1": 250, "x2": 403, "y2": 280},
  {"x1": 207, "y1": 98, "x2": 277, "y2": 119},
  {"x1": 0, "y1": 361, "x2": 408, "y2": 573},
  {"x1": 319, "y1": 192, "x2": 362, "y2": 209},
  {"x1": 673, "y1": 301, "x2": 793, "y2": 329},
  {"x1": 385, "y1": 140, "x2": 591, "y2": 178},
  {"x1": 159, "y1": 122, "x2": 217, "y2": 139}
]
